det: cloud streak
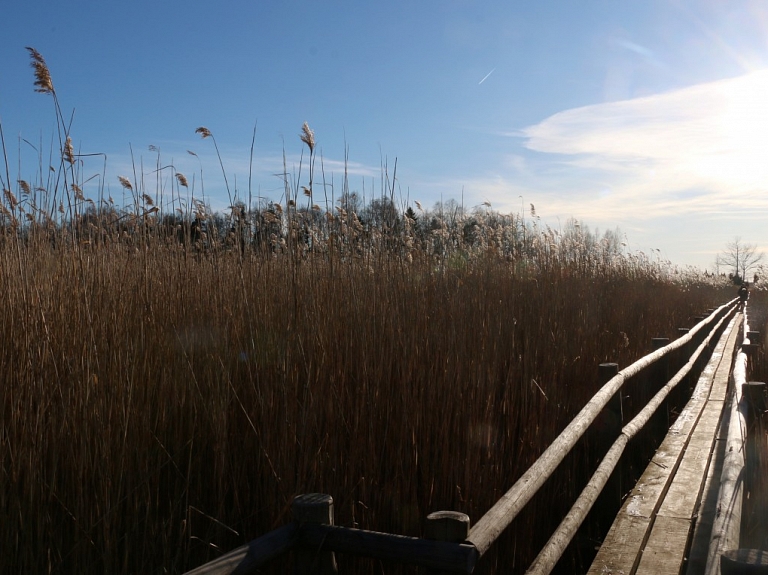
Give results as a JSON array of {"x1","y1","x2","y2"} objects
[{"x1": 478, "y1": 68, "x2": 496, "y2": 85}]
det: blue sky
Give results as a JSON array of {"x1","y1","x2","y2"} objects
[{"x1": 2, "y1": 0, "x2": 768, "y2": 269}]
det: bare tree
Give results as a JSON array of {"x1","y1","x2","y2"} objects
[{"x1": 716, "y1": 236, "x2": 763, "y2": 283}]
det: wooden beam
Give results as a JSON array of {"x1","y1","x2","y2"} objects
[{"x1": 183, "y1": 523, "x2": 298, "y2": 575}]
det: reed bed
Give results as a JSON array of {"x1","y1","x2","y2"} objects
[
  {"x1": 0, "y1": 48, "x2": 741, "y2": 574},
  {"x1": 0, "y1": 236, "x2": 733, "y2": 574}
]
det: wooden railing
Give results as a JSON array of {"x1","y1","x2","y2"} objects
[
  {"x1": 184, "y1": 299, "x2": 746, "y2": 575},
  {"x1": 704, "y1": 304, "x2": 765, "y2": 575}
]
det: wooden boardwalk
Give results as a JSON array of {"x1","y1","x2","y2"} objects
[{"x1": 588, "y1": 312, "x2": 742, "y2": 575}]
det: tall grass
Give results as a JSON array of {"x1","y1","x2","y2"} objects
[{"x1": 0, "y1": 48, "x2": 741, "y2": 574}]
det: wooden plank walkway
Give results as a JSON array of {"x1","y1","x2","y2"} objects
[{"x1": 587, "y1": 312, "x2": 741, "y2": 575}]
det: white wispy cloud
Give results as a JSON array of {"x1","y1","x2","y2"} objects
[{"x1": 517, "y1": 69, "x2": 768, "y2": 218}]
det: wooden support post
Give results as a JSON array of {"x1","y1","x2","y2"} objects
[
  {"x1": 599, "y1": 363, "x2": 621, "y2": 424},
  {"x1": 677, "y1": 327, "x2": 690, "y2": 352},
  {"x1": 652, "y1": 337, "x2": 670, "y2": 430},
  {"x1": 597, "y1": 363, "x2": 622, "y2": 506},
  {"x1": 652, "y1": 338, "x2": 670, "y2": 384},
  {"x1": 293, "y1": 494, "x2": 338, "y2": 575},
  {"x1": 425, "y1": 511, "x2": 470, "y2": 575},
  {"x1": 742, "y1": 342, "x2": 759, "y2": 357},
  {"x1": 677, "y1": 327, "x2": 693, "y2": 392},
  {"x1": 743, "y1": 382, "x2": 766, "y2": 419}
]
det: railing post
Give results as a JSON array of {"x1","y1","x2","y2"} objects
[
  {"x1": 424, "y1": 511, "x2": 470, "y2": 575},
  {"x1": 292, "y1": 493, "x2": 338, "y2": 575},
  {"x1": 599, "y1": 363, "x2": 622, "y2": 425},
  {"x1": 652, "y1": 337, "x2": 670, "y2": 431},
  {"x1": 742, "y1": 342, "x2": 759, "y2": 356},
  {"x1": 677, "y1": 327, "x2": 693, "y2": 394},
  {"x1": 743, "y1": 382, "x2": 766, "y2": 419},
  {"x1": 596, "y1": 363, "x2": 622, "y2": 507}
]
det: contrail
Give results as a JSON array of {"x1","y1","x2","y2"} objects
[{"x1": 478, "y1": 68, "x2": 496, "y2": 85}]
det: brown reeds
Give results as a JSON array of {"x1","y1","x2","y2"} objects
[{"x1": 0, "y1": 227, "x2": 736, "y2": 574}]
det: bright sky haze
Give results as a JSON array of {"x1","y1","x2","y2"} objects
[{"x1": 2, "y1": 0, "x2": 768, "y2": 270}]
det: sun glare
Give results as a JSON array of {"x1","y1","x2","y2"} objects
[{"x1": 694, "y1": 70, "x2": 768, "y2": 186}]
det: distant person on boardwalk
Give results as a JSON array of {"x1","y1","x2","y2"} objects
[{"x1": 738, "y1": 283, "x2": 749, "y2": 310}]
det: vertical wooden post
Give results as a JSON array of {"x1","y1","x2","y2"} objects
[
  {"x1": 677, "y1": 327, "x2": 693, "y2": 394},
  {"x1": 742, "y1": 342, "x2": 759, "y2": 356},
  {"x1": 424, "y1": 511, "x2": 470, "y2": 575},
  {"x1": 598, "y1": 363, "x2": 622, "y2": 506},
  {"x1": 743, "y1": 382, "x2": 766, "y2": 422},
  {"x1": 292, "y1": 493, "x2": 338, "y2": 575},
  {"x1": 599, "y1": 363, "x2": 621, "y2": 424},
  {"x1": 652, "y1": 338, "x2": 670, "y2": 385},
  {"x1": 652, "y1": 338, "x2": 670, "y2": 431}
]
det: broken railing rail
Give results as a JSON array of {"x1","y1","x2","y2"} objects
[{"x1": 183, "y1": 299, "x2": 740, "y2": 575}]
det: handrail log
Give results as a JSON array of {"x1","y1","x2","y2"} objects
[
  {"x1": 299, "y1": 524, "x2": 479, "y2": 574},
  {"x1": 524, "y1": 308, "x2": 734, "y2": 575},
  {"x1": 182, "y1": 522, "x2": 298, "y2": 575},
  {"x1": 467, "y1": 300, "x2": 737, "y2": 556},
  {"x1": 705, "y1": 312, "x2": 749, "y2": 575}
]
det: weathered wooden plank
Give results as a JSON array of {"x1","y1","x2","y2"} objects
[
  {"x1": 659, "y1": 440, "x2": 712, "y2": 520},
  {"x1": 635, "y1": 516, "x2": 692, "y2": 575},
  {"x1": 589, "y1": 514, "x2": 650, "y2": 574},
  {"x1": 659, "y1": 400, "x2": 723, "y2": 520},
  {"x1": 685, "y1": 401, "x2": 728, "y2": 575}
]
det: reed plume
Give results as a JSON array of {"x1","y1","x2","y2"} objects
[
  {"x1": 195, "y1": 126, "x2": 231, "y2": 205},
  {"x1": 26, "y1": 47, "x2": 54, "y2": 94},
  {"x1": 118, "y1": 176, "x2": 133, "y2": 191},
  {"x1": 300, "y1": 122, "x2": 315, "y2": 152},
  {"x1": 64, "y1": 136, "x2": 75, "y2": 164}
]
